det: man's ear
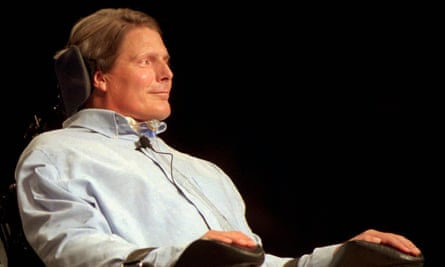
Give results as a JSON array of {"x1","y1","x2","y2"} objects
[{"x1": 92, "y1": 71, "x2": 107, "y2": 92}]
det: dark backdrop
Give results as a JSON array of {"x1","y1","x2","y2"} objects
[{"x1": 2, "y1": 1, "x2": 438, "y2": 265}]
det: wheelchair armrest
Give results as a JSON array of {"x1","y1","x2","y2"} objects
[
  {"x1": 174, "y1": 239, "x2": 265, "y2": 267},
  {"x1": 329, "y1": 240, "x2": 424, "y2": 267}
]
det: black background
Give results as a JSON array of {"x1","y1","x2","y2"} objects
[{"x1": 1, "y1": 1, "x2": 439, "y2": 266}]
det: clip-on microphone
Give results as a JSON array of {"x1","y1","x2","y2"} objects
[{"x1": 138, "y1": 135, "x2": 152, "y2": 150}]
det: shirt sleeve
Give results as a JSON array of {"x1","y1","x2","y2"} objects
[
  {"x1": 15, "y1": 147, "x2": 187, "y2": 267},
  {"x1": 297, "y1": 244, "x2": 340, "y2": 267}
]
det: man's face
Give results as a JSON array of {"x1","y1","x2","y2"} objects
[{"x1": 96, "y1": 26, "x2": 173, "y2": 122}]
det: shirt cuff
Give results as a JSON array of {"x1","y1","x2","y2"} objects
[{"x1": 298, "y1": 244, "x2": 340, "y2": 267}]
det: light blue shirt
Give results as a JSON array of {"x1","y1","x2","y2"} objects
[{"x1": 15, "y1": 108, "x2": 338, "y2": 267}]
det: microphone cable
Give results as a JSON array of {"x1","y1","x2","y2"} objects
[{"x1": 136, "y1": 135, "x2": 212, "y2": 230}]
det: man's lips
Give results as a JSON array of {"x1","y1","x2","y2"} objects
[{"x1": 151, "y1": 90, "x2": 170, "y2": 99}]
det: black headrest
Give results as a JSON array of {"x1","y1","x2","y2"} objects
[{"x1": 54, "y1": 45, "x2": 91, "y2": 117}]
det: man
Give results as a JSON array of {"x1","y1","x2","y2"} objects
[{"x1": 15, "y1": 7, "x2": 421, "y2": 267}]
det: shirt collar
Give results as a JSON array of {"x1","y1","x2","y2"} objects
[{"x1": 62, "y1": 109, "x2": 167, "y2": 138}]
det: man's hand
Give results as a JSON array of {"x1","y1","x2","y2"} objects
[
  {"x1": 201, "y1": 230, "x2": 258, "y2": 248},
  {"x1": 347, "y1": 229, "x2": 421, "y2": 256}
]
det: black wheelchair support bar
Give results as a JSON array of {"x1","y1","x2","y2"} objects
[
  {"x1": 329, "y1": 240, "x2": 424, "y2": 267},
  {"x1": 174, "y1": 239, "x2": 266, "y2": 267}
]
